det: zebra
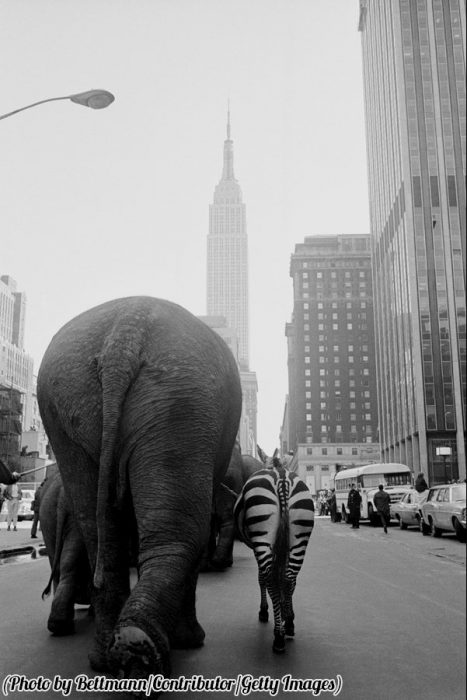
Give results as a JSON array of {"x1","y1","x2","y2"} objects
[{"x1": 233, "y1": 448, "x2": 314, "y2": 653}]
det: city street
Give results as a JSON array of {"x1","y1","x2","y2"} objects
[{"x1": 0, "y1": 517, "x2": 465, "y2": 700}]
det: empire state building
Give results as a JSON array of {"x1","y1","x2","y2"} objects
[{"x1": 207, "y1": 111, "x2": 249, "y2": 370}]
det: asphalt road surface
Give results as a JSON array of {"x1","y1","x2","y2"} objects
[{"x1": 0, "y1": 517, "x2": 465, "y2": 700}]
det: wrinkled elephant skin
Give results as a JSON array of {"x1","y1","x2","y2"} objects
[
  {"x1": 207, "y1": 448, "x2": 264, "y2": 570},
  {"x1": 37, "y1": 296, "x2": 242, "y2": 686}
]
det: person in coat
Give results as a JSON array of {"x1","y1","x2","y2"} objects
[
  {"x1": 327, "y1": 488, "x2": 338, "y2": 522},
  {"x1": 374, "y1": 484, "x2": 391, "y2": 533},
  {"x1": 347, "y1": 484, "x2": 362, "y2": 529},
  {"x1": 31, "y1": 479, "x2": 46, "y2": 538},
  {"x1": 415, "y1": 473, "x2": 428, "y2": 493}
]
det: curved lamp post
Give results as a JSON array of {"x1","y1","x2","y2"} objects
[{"x1": 0, "y1": 89, "x2": 115, "y2": 121}]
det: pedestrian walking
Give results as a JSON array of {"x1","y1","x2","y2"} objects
[
  {"x1": 327, "y1": 488, "x2": 338, "y2": 522},
  {"x1": 31, "y1": 479, "x2": 46, "y2": 538},
  {"x1": 347, "y1": 484, "x2": 362, "y2": 529},
  {"x1": 374, "y1": 484, "x2": 391, "y2": 533},
  {"x1": 4, "y1": 481, "x2": 23, "y2": 531}
]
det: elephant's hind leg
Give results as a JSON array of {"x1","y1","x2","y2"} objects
[
  {"x1": 47, "y1": 526, "x2": 84, "y2": 636},
  {"x1": 169, "y1": 566, "x2": 205, "y2": 649},
  {"x1": 107, "y1": 442, "x2": 213, "y2": 678}
]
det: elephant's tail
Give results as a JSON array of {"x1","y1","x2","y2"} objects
[
  {"x1": 42, "y1": 488, "x2": 68, "y2": 600},
  {"x1": 94, "y1": 321, "x2": 146, "y2": 589}
]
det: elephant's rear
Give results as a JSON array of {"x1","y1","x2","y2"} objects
[{"x1": 36, "y1": 296, "x2": 242, "y2": 680}]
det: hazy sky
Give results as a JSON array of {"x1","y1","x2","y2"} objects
[{"x1": 1, "y1": 0, "x2": 370, "y2": 450}]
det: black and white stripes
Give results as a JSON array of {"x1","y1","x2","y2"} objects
[{"x1": 234, "y1": 457, "x2": 314, "y2": 653}]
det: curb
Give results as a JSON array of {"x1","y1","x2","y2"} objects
[{"x1": 0, "y1": 544, "x2": 47, "y2": 559}]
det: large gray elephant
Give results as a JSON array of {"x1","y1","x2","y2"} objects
[
  {"x1": 206, "y1": 446, "x2": 263, "y2": 570},
  {"x1": 40, "y1": 470, "x2": 93, "y2": 636},
  {"x1": 37, "y1": 296, "x2": 242, "y2": 685}
]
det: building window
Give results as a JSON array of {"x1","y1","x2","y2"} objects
[
  {"x1": 413, "y1": 176, "x2": 422, "y2": 206},
  {"x1": 352, "y1": 448, "x2": 358, "y2": 455},
  {"x1": 448, "y1": 175, "x2": 457, "y2": 206},
  {"x1": 322, "y1": 448, "x2": 328, "y2": 455}
]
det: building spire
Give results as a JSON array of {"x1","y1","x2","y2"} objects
[{"x1": 222, "y1": 102, "x2": 234, "y2": 180}]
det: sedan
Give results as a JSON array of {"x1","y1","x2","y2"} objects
[
  {"x1": 17, "y1": 489, "x2": 35, "y2": 521},
  {"x1": 392, "y1": 489, "x2": 428, "y2": 530},
  {"x1": 420, "y1": 483, "x2": 466, "y2": 542}
]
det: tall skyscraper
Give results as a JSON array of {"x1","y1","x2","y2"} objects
[
  {"x1": 206, "y1": 111, "x2": 257, "y2": 452},
  {"x1": 358, "y1": 0, "x2": 466, "y2": 482},
  {"x1": 0, "y1": 275, "x2": 34, "y2": 462},
  {"x1": 207, "y1": 110, "x2": 249, "y2": 370}
]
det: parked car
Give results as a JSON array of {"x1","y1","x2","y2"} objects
[
  {"x1": 17, "y1": 489, "x2": 35, "y2": 521},
  {"x1": 392, "y1": 489, "x2": 428, "y2": 529},
  {"x1": 420, "y1": 483, "x2": 466, "y2": 542}
]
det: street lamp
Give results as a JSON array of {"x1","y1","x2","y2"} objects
[{"x1": 0, "y1": 89, "x2": 115, "y2": 121}]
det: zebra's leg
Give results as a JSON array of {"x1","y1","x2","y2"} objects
[
  {"x1": 283, "y1": 576, "x2": 296, "y2": 637},
  {"x1": 265, "y1": 577, "x2": 285, "y2": 653},
  {"x1": 258, "y1": 570, "x2": 269, "y2": 622}
]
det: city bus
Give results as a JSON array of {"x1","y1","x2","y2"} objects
[{"x1": 334, "y1": 463, "x2": 413, "y2": 525}]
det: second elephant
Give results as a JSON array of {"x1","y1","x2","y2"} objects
[
  {"x1": 206, "y1": 445, "x2": 263, "y2": 570},
  {"x1": 40, "y1": 469, "x2": 92, "y2": 635}
]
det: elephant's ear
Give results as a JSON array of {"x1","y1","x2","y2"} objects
[{"x1": 257, "y1": 445, "x2": 268, "y2": 464}]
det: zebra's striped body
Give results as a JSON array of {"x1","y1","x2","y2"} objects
[{"x1": 234, "y1": 460, "x2": 314, "y2": 652}]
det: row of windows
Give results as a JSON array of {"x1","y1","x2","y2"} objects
[
  {"x1": 305, "y1": 413, "x2": 373, "y2": 422},
  {"x1": 306, "y1": 447, "x2": 359, "y2": 456},
  {"x1": 298, "y1": 260, "x2": 370, "y2": 269}
]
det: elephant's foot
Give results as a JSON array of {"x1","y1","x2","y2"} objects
[
  {"x1": 47, "y1": 617, "x2": 75, "y2": 636},
  {"x1": 209, "y1": 556, "x2": 233, "y2": 570},
  {"x1": 108, "y1": 624, "x2": 171, "y2": 680},
  {"x1": 169, "y1": 615, "x2": 205, "y2": 649}
]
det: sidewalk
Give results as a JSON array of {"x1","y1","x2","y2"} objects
[{"x1": 0, "y1": 519, "x2": 45, "y2": 558}]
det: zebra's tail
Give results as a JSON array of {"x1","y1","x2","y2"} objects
[{"x1": 271, "y1": 475, "x2": 289, "y2": 592}]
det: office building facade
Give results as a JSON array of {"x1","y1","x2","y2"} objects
[
  {"x1": 285, "y1": 235, "x2": 380, "y2": 492},
  {"x1": 358, "y1": 0, "x2": 466, "y2": 482}
]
